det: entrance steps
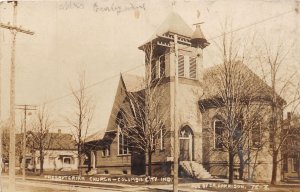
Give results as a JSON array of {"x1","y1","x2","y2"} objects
[
  {"x1": 87, "y1": 168, "x2": 97, "y2": 175},
  {"x1": 180, "y1": 161, "x2": 211, "y2": 179}
]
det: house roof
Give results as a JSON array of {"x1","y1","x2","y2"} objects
[{"x1": 26, "y1": 131, "x2": 77, "y2": 150}]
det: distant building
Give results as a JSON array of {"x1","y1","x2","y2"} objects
[
  {"x1": 83, "y1": 12, "x2": 284, "y2": 182},
  {"x1": 25, "y1": 129, "x2": 78, "y2": 171},
  {"x1": 282, "y1": 114, "x2": 300, "y2": 179}
]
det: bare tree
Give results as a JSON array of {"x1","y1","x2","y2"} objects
[
  {"x1": 65, "y1": 71, "x2": 94, "y2": 175},
  {"x1": 202, "y1": 24, "x2": 269, "y2": 184},
  {"x1": 258, "y1": 38, "x2": 300, "y2": 185},
  {"x1": 28, "y1": 105, "x2": 54, "y2": 175},
  {"x1": 119, "y1": 42, "x2": 168, "y2": 177},
  {"x1": 1, "y1": 121, "x2": 10, "y2": 166},
  {"x1": 1, "y1": 121, "x2": 22, "y2": 171}
]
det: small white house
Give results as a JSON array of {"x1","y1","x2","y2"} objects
[
  {"x1": 33, "y1": 149, "x2": 78, "y2": 171},
  {"x1": 27, "y1": 130, "x2": 78, "y2": 171}
]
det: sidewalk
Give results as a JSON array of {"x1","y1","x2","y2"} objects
[{"x1": 2, "y1": 174, "x2": 300, "y2": 192}]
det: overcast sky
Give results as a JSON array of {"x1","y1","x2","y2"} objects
[{"x1": 0, "y1": 0, "x2": 299, "y2": 135}]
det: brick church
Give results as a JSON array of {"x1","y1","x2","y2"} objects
[{"x1": 84, "y1": 12, "x2": 279, "y2": 182}]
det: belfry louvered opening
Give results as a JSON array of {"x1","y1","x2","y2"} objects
[
  {"x1": 189, "y1": 57, "x2": 197, "y2": 79},
  {"x1": 178, "y1": 55, "x2": 184, "y2": 77}
]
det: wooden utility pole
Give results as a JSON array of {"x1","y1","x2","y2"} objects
[
  {"x1": 0, "y1": 4, "x2": 2, "y2": 191},
  {"x1": 0, "y1": 1, "x2": 34, "y2": 191},
  {"x1": 9, "y1": 2, "x2": 17, "y2": 191},
  {"x1": 16, "y1": 104, "x2": 36, "y2": 181},
  {"x1": 157, "y1": 33, "x2": 180, "y2": 192},
  {"x1": 173, "y1": 34, "x2": 179, "y2": 192}
]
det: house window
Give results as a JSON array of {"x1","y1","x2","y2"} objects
[
  {"x1": 252, "y1": 123, "x2": 262, "y2": 148},
  {"x1": 178, "y1": 55, "x2": 184, "y2": 77},
  {"x1": 214, "y1": 120, "x2": 224, "y2": 149},
  {"x1": 102, "y1": 145, "x2": 110, "y2": 157},
  {"x1": 189, "y1": 57, "x2": 197, "y2": 79},
  {"x1": 64, "y1": 157, "x2": 71, "y2": 164},
  {"x1": 159, "y1": 56, "x2": 165, "y2": 78},
  {"x1": 106, "y1": 145, "x2": 110, "y2": 156},
  {"x1": 117, "y1": 111, "x2": 130, "y2": 155}
]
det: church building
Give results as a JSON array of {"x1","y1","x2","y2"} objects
[{"x1": 84, "y1": 12, "x2": 280, "y2": 182}]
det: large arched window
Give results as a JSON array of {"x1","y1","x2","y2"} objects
[
  {"x1": 159, "y1": 55, "x2": 166, "y2": 78},
  {"x1": 117, "y1": 111, "x2": 130, "y2": 155},
  {"x1": 252, "y1": 122, "x2": 262, "y2": 148},
  {"x1": 153, "y1": 126, "x2": 166, "y2": 151},
  {"x1": 214, "y1": 120, "x2": 224, "y2": 149},
  {"x1": 151, "y1": 60, "x2": 157, "y2": 81}
]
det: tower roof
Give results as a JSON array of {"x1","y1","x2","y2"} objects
[
  {"x1": 191, "y1": 23, "x2": 209, "y2": 48},
  {"x1": 156, "y1": 12, "x2": 193, "y2": 37},
  {"x1": 145, "y1": 12, "x2": 194, "y2": 44},
  {"x1": 192, "y1": 24, "x2": 206, "y2": 40}
]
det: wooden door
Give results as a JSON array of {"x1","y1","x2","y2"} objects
[{"x1": 180, "y1": 139, "x2": 190, "y2": 161}]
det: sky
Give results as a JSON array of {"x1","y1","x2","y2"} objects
[{"x1": 0, "y1": 0, "x2": 299, "y2": 135}]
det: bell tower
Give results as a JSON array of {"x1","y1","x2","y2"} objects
[{"x1": 138, "y1": 12, "x2": 210, "y2": 175}]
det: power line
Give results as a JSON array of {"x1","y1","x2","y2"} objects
[
  {"x1": 207, "y1": 9, "x2": 294, "y2": 41},
  {"x1": 40, "y1": 64, "x2": 144, "y2": 106},
  {"x1": 0, "y1": 2, "x2": 34, "y2": 191},
  {"x1": 37, "y1": 9, "x2": 294, "y2": 107}
]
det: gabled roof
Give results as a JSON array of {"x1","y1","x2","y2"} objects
[
  {"x1": 26, "y1": 132, "x2": 77, "y2": 150},
  {"x1": 121, "y1": 74, "x2": 144, "y2": 92},
  {"x1": 85, "y1": 131, "x2": 116, "y2": 150},
  {"x1": 85, "y1": 74, "x2": 145, "y2": 143},
  {"x1": 47, "y1": 133, "x2": 77, "y2": 150},
  {"x1": 85, "y1": 130, "x2": 105, "y2": 143}
]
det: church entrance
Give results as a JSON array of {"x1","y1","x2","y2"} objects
[{"x1": 179, "y1": 126, "x2": 193, "y2": 161}]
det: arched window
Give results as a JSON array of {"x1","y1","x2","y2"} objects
[
  {"x1": 214, "y1": 120, "x2": 224, "y2": 149},
  {"x1": 154, "y1": 126, "x2": 165, "y2": 151},
  {"x1": 180, "y1": 125, "x2": 193, "y2": 137},
  {"x1": 252, "y1": 122, "x2": 262, "y2": 148},
  {"x1": 151, "y1": 60, "x2": 157, "y2": 81},
  {"x1": 159, "y1": 128, "x2": 165, "y2": 150},
  {"x1": 117, "y1": 111, "x2": 130, "y2": 155},
  {"x1": 159, "y1": 55, "x2": 166, "y2": 78}
]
